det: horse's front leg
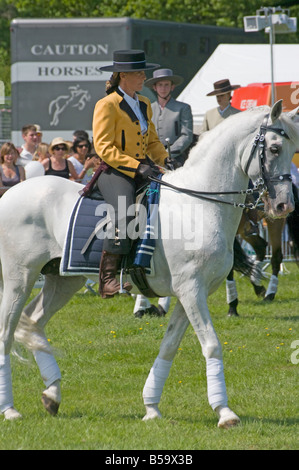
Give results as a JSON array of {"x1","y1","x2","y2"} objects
[
  {"x1": 143, "y1": 300, "x2": 189, "y2": 420},
  {"x1": 179, "y1": 288, "x2": 240, "y2": 428},
  {"x1": 142, "y1": 289, "x2": 240, "y2": 428}
]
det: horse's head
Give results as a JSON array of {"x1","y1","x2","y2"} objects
[{"x1": 245, "y1": 100, "x2": 299, "y2": 219}]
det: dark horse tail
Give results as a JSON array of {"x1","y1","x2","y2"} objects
[
  {"x1": 233, "y1": 237, "x2": 255, "y2": 277},
  {"x1": 286, "y1": 183, "x2": 299, "y2": 263}
]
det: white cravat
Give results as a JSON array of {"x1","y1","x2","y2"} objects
[{"x1": 119, "y1": 86, "x2": 148, "y2": 135}]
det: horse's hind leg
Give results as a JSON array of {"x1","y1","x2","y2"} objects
[
  {"x1": 14, "y1": 273, "x2": 86, "y2": 416},
  {"x1": 0, "y1": 269, "x2": 38, "y2": 420}
]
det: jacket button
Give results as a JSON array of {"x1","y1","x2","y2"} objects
[{"x1": 136, "y1": 153, "x2": 139, "y2": 157}]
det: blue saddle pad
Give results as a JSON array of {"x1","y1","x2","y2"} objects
[
  {"x1": 60, "y1": 176, "x2": 161, "y2": 277},
  {"x1": 60, "y1": 196, "x2": 105, "y2": 276}
]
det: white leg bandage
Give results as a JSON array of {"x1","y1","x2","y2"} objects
[
  {"x1": 33, "y1": 350, "x2": 61, "y2": 388},
  {"x1": 226, "y1": 280, "x2": 238, "y2": 304},
  {"x1": 206, "y1": 358, "x2": 228, "y2": 410},
  {"x1": 265, "y1": 275, "x2": 278, "y2": 297},
  {"x1": 158, "y1": 297, "x2": 171, "y2": 313},
  {"x1": 143, "y1": 357, "x2": 172, "y2": 405},
  {"x1": 133, "y1": 295, "x2": 151, "y2": 313},
  {"x1": 0, "y1": 354, "x2": 13, "y2": 413}
]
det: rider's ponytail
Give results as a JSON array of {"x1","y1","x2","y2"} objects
[{"x1": 106, "y1": 72, "x2": 120, "y2": 95}]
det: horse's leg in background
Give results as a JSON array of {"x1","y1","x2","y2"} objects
[
  {"x1": 133, "y1": 294, "x2": 164, "y2": 318},
  {"x1": 264, "y1": 218, "x2": 285, "y2": 301},
  {"x1": 14, "y1": 273, "x2": 86, "y2": 416},
  {"x1": 143, "y1": 291, "x2": 240, "y2": 428},
  {"x1": 226, "y1": 235, "x2": 266, "y2": 317},
  {"x1": 242, "y1": 233, "x2": 267, "y2": 297},
  {"x1": 227, "y1": 212, "x2": 268, "y2": 317},
  {"x1": 0, "y1": 259, "x2": 39, "y2": 420},
  {"x1": 237, "y1": 209, "x2": 267, "y2": 295},
  {"x1": 226, "y1": 268, "x2": 239, "y2": 317}
]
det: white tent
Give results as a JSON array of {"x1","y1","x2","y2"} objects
[{"x1": 178, "y1": 44, "x2": 299, "y2": 132}]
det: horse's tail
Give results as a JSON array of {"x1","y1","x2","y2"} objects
[
  {"x1": 286, "y1": 183, "x2": 299, "y2": 263},
  {"x1": 233, "y1": 237, "x2": 255, "y2": 278}
]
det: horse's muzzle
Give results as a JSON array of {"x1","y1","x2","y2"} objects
[{"x1": 264, "y1": 197, "x2": 294, "y2": 219}]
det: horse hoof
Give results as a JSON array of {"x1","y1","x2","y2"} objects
[
  {"x1": 134, "y1": 309, "x2": 145, "y2": 319},
  {"x1": 157, "y1": 305, "x2": 167, "y2": 317},
  {"x1": 227, "y1": 309, "x2": 239, "y2": 317},
  {"x1": 216, "y1": 406, "x2": 240, "y2": 429},
  {"x1": 4, "y1": 407, "x2": 22, "y2": 421},
  {"x1": 264, "y1": 293, "x2": 275, "y2": 302},
  {"x1": 148, "y1": 305, "x2": 164, "y2": 317},
  {"x1": 142, "y1": 404, "x2": 162, "y2": 421},
  {"x1": 41, "y1": 394, "x2": 60, "y2": 416},
  {"x1": 253, "y1": 285, "x2": 266, "y2": 298}
]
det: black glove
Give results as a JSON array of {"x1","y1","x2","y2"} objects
[
  {"x1": 135, "y1": 163, "x2": 161, "y2": 180},
  {"x1": 164, "y1": 157, "x2": 180, "y2": 170}
]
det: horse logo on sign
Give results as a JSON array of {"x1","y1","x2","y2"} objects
[{"x1": 48, "y1": 84, "x2": 91, "y2": 126}]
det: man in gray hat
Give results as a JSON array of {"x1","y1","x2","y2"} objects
[
  {"x1": 144, "y1": 69, "x2": 193, "y2": 167},
  {"x1": 133, "y1": 69, "x2": 193, "y2": 319},
  {"x1": 200, "y1": 79, "x2": 241, "y2": 133}
]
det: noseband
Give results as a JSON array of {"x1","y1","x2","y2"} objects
[{"x1": 245, "y1": 113, "x2": 292, "y2": 194}]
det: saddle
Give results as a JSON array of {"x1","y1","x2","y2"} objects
[{"x1": 60, "y1": 178, "x2": 161, "y2": 297}]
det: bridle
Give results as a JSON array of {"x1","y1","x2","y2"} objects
[
  {"x1": 149, "y1": 113, "x2": 292, "y2": 210},
  {"x1": 244, "y1": 113, "x2": 292, "y2": 195}
]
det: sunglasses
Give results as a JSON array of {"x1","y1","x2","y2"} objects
[
  {"x1": 77, "y1": 144, "x2": 89, "y2": 148},
  {"x1": 53, "y1": 146, "x2": 67, "y2": 151}
]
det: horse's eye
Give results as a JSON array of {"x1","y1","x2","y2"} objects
[{"x1": 269, "y1": 144, "x2": 280, "y2": 155}]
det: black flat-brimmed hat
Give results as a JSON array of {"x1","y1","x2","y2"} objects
[
  {"x1": 100, "y1": 50, "x2": 160, "y2": 72},
  {"x1": 144, "y1": 69, "x2": 184, "y2": 88},
  {"x1": 207, "y1": 79, "x2": 240, "y2": 96}
]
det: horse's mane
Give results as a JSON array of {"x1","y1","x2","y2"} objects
[
  {"x1": 185, "y1": 106, "x2": 269, "y2": 168},
  {"x1": 185, "y1": 105, "x2": 299, "y2": 169}
]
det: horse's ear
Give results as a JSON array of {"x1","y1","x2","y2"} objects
[
  {"x1": 270, "y1": 99, "x2": 283, "y2": 123},
  {"x1": 286, "y1": 106, "x2": 299, "y2": 121}
]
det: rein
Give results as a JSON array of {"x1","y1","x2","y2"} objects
[
  {"x1": 149, "y1": 113, "x2": 292, "y2": 210},
  {"x1": 148, "y1": 176, "x2": 260, "y2": 209}
]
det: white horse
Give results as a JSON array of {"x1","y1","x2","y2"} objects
[{"x1": 0, "y1": 101, "x2": 298, "y2": 427}]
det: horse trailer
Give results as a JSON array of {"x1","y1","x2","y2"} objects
[{"x1": 10, "y1": 17, "x2": 265, "y2": 145}]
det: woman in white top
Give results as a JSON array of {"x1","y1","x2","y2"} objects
[{"x1": 68, "y1": 137, "x2": 96, "y2": 184}]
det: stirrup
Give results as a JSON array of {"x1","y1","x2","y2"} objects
[{"x1": 119, "y1": 268, "x2": 132, "y2": 296}]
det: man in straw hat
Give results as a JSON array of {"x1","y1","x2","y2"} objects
[
  {"x1": 200, "y1": 79, "x2": 241, "y2": 133},
  {"x1": 144, "y1": 68, "x2": 193, "y2": 167},
  {"x1": 93, "y1": 50, "x2": 170, "y2": 299}
]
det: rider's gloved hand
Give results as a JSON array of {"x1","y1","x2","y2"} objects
[{"x1": 135, "y1": 163, "x2": 161, "y2": 180}]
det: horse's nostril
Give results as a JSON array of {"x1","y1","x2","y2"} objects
[
  {"x1": 276, "y1": 202, "x2": 293, "y2": 216},
  {"x1": 277, "y1": 203, "x2": 286, "y2": 212}
]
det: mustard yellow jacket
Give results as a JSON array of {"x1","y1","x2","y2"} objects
[{"x1": 92, "y1": 89, "x2": 168, "y2": 178}]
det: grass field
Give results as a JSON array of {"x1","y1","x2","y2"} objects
[{"x1": 0, "y1": 263, "x2": 298, "y2": 450}]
